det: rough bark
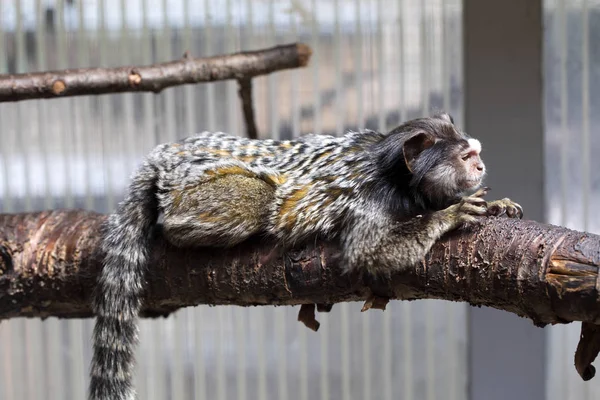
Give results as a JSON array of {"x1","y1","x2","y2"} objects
[{"x1": 0, "y1": 209, "x2": 599, "y2": 379}]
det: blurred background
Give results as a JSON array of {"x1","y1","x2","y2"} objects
[{"x1": 0, "y1": 0, "x2": 595, "y2": 399}]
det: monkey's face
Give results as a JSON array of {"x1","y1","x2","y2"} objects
[
  {"x1": 415, "y1": 134, "x2": 486, "y2": 201},
  {"x1": 378, "y1": 113, "x2": 487, "y2": 207},
  {"x1": 391, "y1": 113, "x2": 486, "y2": 204}
]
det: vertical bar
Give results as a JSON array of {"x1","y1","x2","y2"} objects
[
  {"x1": 161, "y1": 0, "x2": 177, "y2": 143},
  {"x1": 36, "y1": 0, "x2": 52, "y2": 210},
  {"x1": 334, "y1": 0, "x2": 344, "y2": 135},
  {"x1": 11, "y1": 322, "x2": 25, "y2": 400},
  {"x1": 0, "y1": 0, "x2": 13, "y2": 213},
  {"x1": 142, "y1": 0, "x2": 158, "y2": 151},
  {"x1": 55, "y1": 0, "x2": 71, "y2": 209},
  {"x1": 25, "y1": 320, "x2": 44, "y2": 400},
  {"x1": 98, "y1": 0, "x2": 113, "y2": 212},
  {"x1": 256, "y1": 308, "x2": 268, "y2": 400},
  {"x1": 193, "y1": 306, "x2": 207, "y2": 400},
  {"x1": 0, "y1": 323, "x2": 14, "y2": 400},
  {"x1": 298, "y1": 310, "x2": 309, "y2": 400},
  {"x1": 234, "y1": 305, "x2": 247, "y2": 400},
  {"x1": 402, "y1": 303, "x2": 414, "y2": 400},
  {"x1": 355, "y1": 0, "x2": 364, "y2": 129},
  {"x1": 15, "y1": 0, "x2": 31, "y2": 212},
  {"x1": 421, "y1": 0, "x2": 430, "y2": 114},
  {"x1": 582, "y1": 0, "x2": 590, "y2": 233},
  {"x1": 311, "y1": 0, "x2": 322, "y2": 135},
  {"x1": 455, "y1": 0, "x2": 465, "y2": 126},
  {"x1": 320, "y1": 315, "x2": 330, "y2": 400},
  {"x1": 216, "y1": 307, "x2": 227, "y2": 400},
  {"x1": 275, "y1": 308, "x2": 288, "y2": 400},
  {"x1": 377, "y1": 0, "x2": 386, "y2": 131},
  {"x1": 77, "y1": 0, "x2": 94, "y2": 211},
  {"x1": 398, "y1": 0, "x2": 406, "y2": 123},
  {"x1": 290, "y1": 4, "x2": 300, "y2": 138},
  {"x1": 559, "y1": 0, "x2": 568, "y2": 228},
  {"x1": 183, "y1": 0, "x2": 197, "y2": 135},
  {"x1": 225, "y1": 0, "x2": 239, "y2": 136},
  {"x1": 68, "y1": 317, "x2": 87, "y2": 399},
  {"x1": 441, "y1": 0, "x2": 451, "y2": 114},
  {"x1": 45, "y1": 319, "x2": 65, "y2": 400},
  {"x1": 121, "y1": 0, "x2": 138, "y2": 175},
  {"x1": 464, "y1": 2, "x2": 546, "y2": 400},
  {"x1": 268, "y1": 0, "x2": 279, "y2": 138},
  {"x1": 382, "y1": 311, "x2": 393, "y2": 400},
  {"x1": 340, "y1": 304, "x2": 351, "y2": 400},
  {"x1": 441, "y1": 2, "x2": 459, "y2": 400},
  {"x1": 204, "y1": 0, "x2": 216, "y2": 131}
]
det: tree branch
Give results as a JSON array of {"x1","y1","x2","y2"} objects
[
  {"x1": 0, "y1": 43, "x2": 311, "y2": 101},
  {"x1": 0, "y1": 43, "x2": 312, "y2": 138},
  {"x1": 0, "y1": 210, "x2": 599, "y2": 379}
]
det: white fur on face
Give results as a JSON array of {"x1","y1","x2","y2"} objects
[{"x1": 467, "y1": 138, "x2": 482, "y2": 154}]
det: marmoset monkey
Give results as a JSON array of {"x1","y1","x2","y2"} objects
[{"x1": 88, "y1": 113, "x2": 522, "y2": 400}]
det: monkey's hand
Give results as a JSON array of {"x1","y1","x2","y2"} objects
[
  {"x1": 440, "y1": 187, "x2": 490, "y2": 229},
  {"x1": 485, "y1": 198, "x2": 524, "y2": 219}
]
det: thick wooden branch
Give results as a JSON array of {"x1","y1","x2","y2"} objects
[
  {"x1": 0, "y1": 210, "x2": 599, "y2": 379},
  {"x1": 0, "y1": 210, "x2": 598, "y2": 322}
]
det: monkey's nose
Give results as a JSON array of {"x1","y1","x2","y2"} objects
[{"x1": 476, "y1": 164, "x2": 484, "y2": 172}]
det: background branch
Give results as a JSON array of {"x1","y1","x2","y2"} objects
[{"x1": 0, "y1": 43, "x2": 312, "y2": 139}]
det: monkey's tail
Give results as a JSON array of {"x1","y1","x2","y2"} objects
[{"x1": 88, "y1": 161, "x2": 159, "y2": 400}]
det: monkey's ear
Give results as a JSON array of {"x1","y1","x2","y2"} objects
[
  {"x1": 403, "y1": 132, "x2": 435, "y2": 172},
  {"x1": 433, "y1": 112, "x2": 454, "y2": 125}
]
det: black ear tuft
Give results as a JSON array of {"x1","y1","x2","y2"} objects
[
  {"x1": 403, "y1": 132, "x2": 435, "y2": 172},
  {"x1": 433, "y1": 112, "x2": 454, "y2": 125}
]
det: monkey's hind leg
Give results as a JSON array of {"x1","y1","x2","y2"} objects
[{"x1": 162, "y1": 172, "x2": 276, "y2": 248}]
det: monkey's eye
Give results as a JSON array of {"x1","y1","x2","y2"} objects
[{"x1": 461, "y1": 154, "x2": 470, "y2": 161}]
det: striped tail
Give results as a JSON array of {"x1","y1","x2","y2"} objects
[{"x1": 89, "y1": 162, "x2": 159, "y2": 400}]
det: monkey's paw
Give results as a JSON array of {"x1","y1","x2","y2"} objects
[
  {"x1": 445, "y1": 192, "x2": 489, "y2": 227},
  {"x1": 486, "y1": 198, "x2": 523, "y2": 219}
]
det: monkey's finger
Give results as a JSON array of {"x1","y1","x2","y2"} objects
[
  {"x1": 487, "y1": 204, "x2": 506, "y2": 217},
  {"x1": 506, "y1": 204, "x2": 524, "y2": 219},
  {"x1": 463, "y1": 196, "x2": 487, "y2": 207},
  {"x1": 460, "y1": 203, "x2": 488, "y2": 216},
  {"x1": 514, "y1": 203, "x2": 524, "y2": 219},
  {"x1": 472, "y1": 187, "x2": 490, "y2": 198}
]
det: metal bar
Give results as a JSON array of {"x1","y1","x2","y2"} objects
[
  {"x1": 582, "y1": 0, "x2": 590, "y2": 233},
  {"x1": 268, "y1": 0, "x2": 280, "y2": 139}
]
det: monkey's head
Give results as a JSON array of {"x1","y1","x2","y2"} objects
[{"x1": 376, "y1": 112, "x2": 486, "y2": 207}]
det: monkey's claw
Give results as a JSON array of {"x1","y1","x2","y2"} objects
[{"x1": 486, "y1": 198, "x2": 523, "y2": 219}]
